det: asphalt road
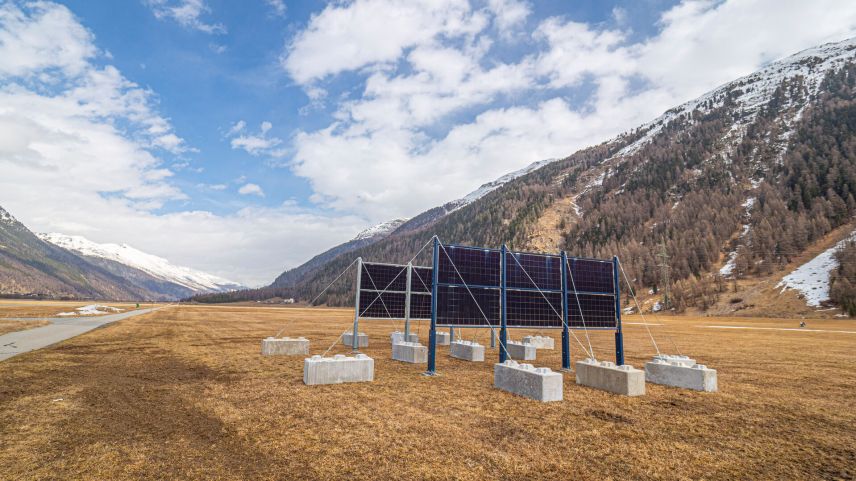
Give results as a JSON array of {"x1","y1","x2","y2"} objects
[{"x1": 0, "y1": 308, "x2": 162, "y2": 362}]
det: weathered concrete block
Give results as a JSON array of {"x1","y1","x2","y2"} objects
[
  {"x1": 303, "y1": 354, "x2": 374, "y2": 385},
  {"x1": 575, "y1": 358, "x2": 645, "y2": 396},
  {"x1": 494, "y1": 360, "x2": 563, "y2": 402},
  {"x1": 390, "y1": 331, "x2": 419, "y2": 344},
  {"x1": 522, "y1": 335, "x2": 555, "y2": 350},
  {"x1": 435, "y1": 332, "x2": 450, "y2": 346},
  {"x1": 506, "y1": 341, "x2": 537, "y2": 360},
  {"x1": 391, "y1": 341, "x2": 428, "y2": 364},
  {"x1": 341, "y1": 332, "x2": 369, "y2": 348},
  {"x1": 652, "y1": 354, "x2": 696, "y2": 367},
  {"x1": 450, "y1": 340, "x2": 485, "y2": 362},
  {"x1": 645, "y1": 359, "x2": 717, "y2": 392},
  {"x1": 261, "y1": 336, "x2": 309, "y2": 356}
]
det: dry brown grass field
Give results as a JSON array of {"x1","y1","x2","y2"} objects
[
  {"x1": 0, "y1": 300, "x2": 154, "y2": 319},
  {"x1": 0, "y1": 304, "x2": 854, "y2": 480},
  {"x1": 0, "y1": 319, "x2": 50, "y2": 336}
]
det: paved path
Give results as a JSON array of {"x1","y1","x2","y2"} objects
[{"x1": 0, "y1": 308, "x2": 162, "y2": 361}]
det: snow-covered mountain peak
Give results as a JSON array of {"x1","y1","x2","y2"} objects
[
  {"x1": 0, "y1": 206, "x2": 18, "y2": 226},
  {"x1": 448, "y1": 158, "x2": 557, "y2": 212},
  {"x1": 353, "y1": 218, "x2": 410, "y2": 241},
  {"x1": 617, "y1": 37, "x2": 856, "y2": 157},
  {"x1": 38, "y1": 233, "x2": 242, "y2": 293}
]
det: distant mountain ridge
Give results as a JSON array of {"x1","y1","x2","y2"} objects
[
  {"x1": 39, "y1": 233, "x2": 243, "y2": 296},
  {"x1": 0, "y1": 204, "x2": 241, "y2": 300}
]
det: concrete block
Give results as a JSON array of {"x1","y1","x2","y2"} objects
[
  {"x1": 575, "y1": 358, "x2": 645, "y2": 396},
  {"x1": 390, "y1": 331, "x2": 419, "y2": 344},
  {"x1": 341, "y1": 332, "x2": 369, "y2": 348},
  {"x1": 506, "y1": 341, "x2": 537, "y2": 360},
  {"x1": 522, "y1": 335, "x2": 555, "y2": 350},
  {"x1": 435, "y1": 332, "x2": 450, "y2": 346},
  {"x1": 494, "y1": 360, "x2": 563, "y2": 402},
  {"x1": 391, "y1": 341, "x2": 428, "y2": 364},
  {"x1": 261, "y1": 336, "x2": 310, "y2": 356},
  {"x1": 449, "y1": 340, "x2": 485, "y2": 362},
  {"x1": 303, "y1": 354, "x2": 374, "y2": 385},
  {"x1": 645, "y1": 359, "x2": 717, "y2": 392},
  {"x1": 652, "y1": 354, "x2": 696, "y2": 367}
]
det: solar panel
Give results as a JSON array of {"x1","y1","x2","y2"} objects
[
  {"x1": 505, "y1": 290, "x2": 564, "y2": 328},
  {"x1": 566, "y1": 258, "x2": 615, "y2": 294},
  {"x1": 437, "y1": 245, "x2": 501, "y2": 286},
  {"x1": 567, "y1": 292, "x2": 617, "y2": 329},
  {"x1": 358, "y1": 262, "x2": 432, "y2": 320},
  {"x1": 361, "y1": 262, "x2": 408, "y2": 293},
  {"x1": 359, "y1": 290, "x2": 406, "y2": 318},
  {"x1": 436, "y1": 284, "x2": 500, "y2": 326},
  {"x1": 411, "y1": 266, "x2": 433, "y2": 293},
  {"x1": 505, "y1": 252, "x2": 562, "y2": 291},
  {"x1": 409, "y1": 292, "x2": 432, "y2": 319}
]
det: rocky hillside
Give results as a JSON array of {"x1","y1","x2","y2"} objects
[{"x1": 195, "y1": 37, "x2": 856, "y2": 314}]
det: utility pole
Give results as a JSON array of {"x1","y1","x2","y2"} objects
[{"x1": 656, "y1": 242, "x2": 671, "y2": 310}]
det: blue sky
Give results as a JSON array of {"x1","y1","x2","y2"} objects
[
  {"x1": 54, "y1": 0, "x2": 676, "y2": 217},
  {"x1": 1, "y1": 0, "x2": 855, "y2": 285}
]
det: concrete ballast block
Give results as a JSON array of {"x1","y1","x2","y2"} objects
[
  {"x1": 645, "y1": 359, "x2": 717, "y2": 392},
  {"x1": 575, "y1": 359, "x2": 645, "y2": 396},
  {"x1": 303, "y1": 354, "x2": 374, "y2": 385},
  {"x1": 450, "y1": 340, "x2": 485, "y2": 362},
  {"x1": 494, "y1": 360, "x2": 563, "y2": 402},
  {"x1": 522, "y1": 335, "x2": 555, "y2": 350},
  {"x1": 391, "y1": 341, "x2": 428, "y2": 364},
  {"x1": 341, "y1": 332, "x2": 369, "y2": 348},
  {"x1": 390, "y1": 331, "x2": 419, "y2": 344},
  {"x1": 506, "y1": 341, "x2": 537, "y2": 360},
  {"x1": 261, "y1": 337, "x2": 309, "y2": 356},
  {"x1": 435, "y1": 332, "x2": 451, "y2": 346},
  {"x1": 652, "y1": 354, "x2": 696, "y2": 367}
]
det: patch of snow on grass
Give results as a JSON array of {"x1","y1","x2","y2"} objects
[
  {"x1": 777, "y1": 231, "x2": 856, "y2": 307},
  {"x1": 57, "y1": 305, "x2": 124, "y2": 317}
]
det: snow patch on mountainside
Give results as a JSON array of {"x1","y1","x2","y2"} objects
[
  {"x1": 616, "y1": 37, "x2": 856, "y2": 158},
  {"x1": 38, "y1": 233, "x2": 242, "y2": 293},
  {"x1": 0, "y1": 206, "x2": 17, "y2": 225},
  {"x1": 448, "y1": 158, "x2": 556, "y2": 212},
  {"x1": 777, "y1": 230, "x2": 856, "y2": 307},
  {"x1": 353, "y1": 218, "x2": 409, "y2": 241}
]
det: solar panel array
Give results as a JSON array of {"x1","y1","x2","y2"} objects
[
  {"x1": 565, "y1": 258, "x2": 617, "y2": 329},
  {"x1": 504, "y1": 251, "x2": 564, "y2": 328},
  {"x1": 358, "y1": 262, "x2": 432, "y2": 320},
  {"x1": 434, "y1": 243, "x2": 618, "y2": 329},
  {"x1": 356, "y1": 246, "x2": 617, "y2": 329},
  {"x1": 436, "y1": 245, "x2": 501, "y2": 326}
]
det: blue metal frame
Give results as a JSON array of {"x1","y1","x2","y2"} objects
[
  {"x1": 560, "y1": 250, "x2": 570, "y2": 370},
  {"x1": 613, "y1": 256, "x2": 625, "y2": 366},
  {"x1": 426, "y1": 237, "x2": 439, "y2": 375},
  {"x1": 499, "y1": 244, "x2": 508, "y2": 364}
]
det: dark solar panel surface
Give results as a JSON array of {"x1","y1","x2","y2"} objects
[
  {"x1": 437, "y1": 245, "x2": 500, "y2": 286},
  {"x1": 361, "y1": 263, "x2": 407, "y2": 292},
  {"x1": 567, "y1": 293, "x2": 617, "y2": 328},
  {"x1": 505, "y1": 252, "x2": 562, "y2": 291},
  {"x1": 505, "y1": 290, "x2": 564, "y2": 328},
  {"x1": 359, "y1": 291, "x2": 406, "y2": 318},
  {"x1": 435, "y1": 285, "x2": 500, "y2": 326},
  {"x1": 409, "y1": 292, "x2": 432, "y2": 319},
  {"x1": 411, "y1": 267, "x2": 433, "y2": 293},
  {"x1": 566, "y1": 258, "x2": 615, "y2": 294}
]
